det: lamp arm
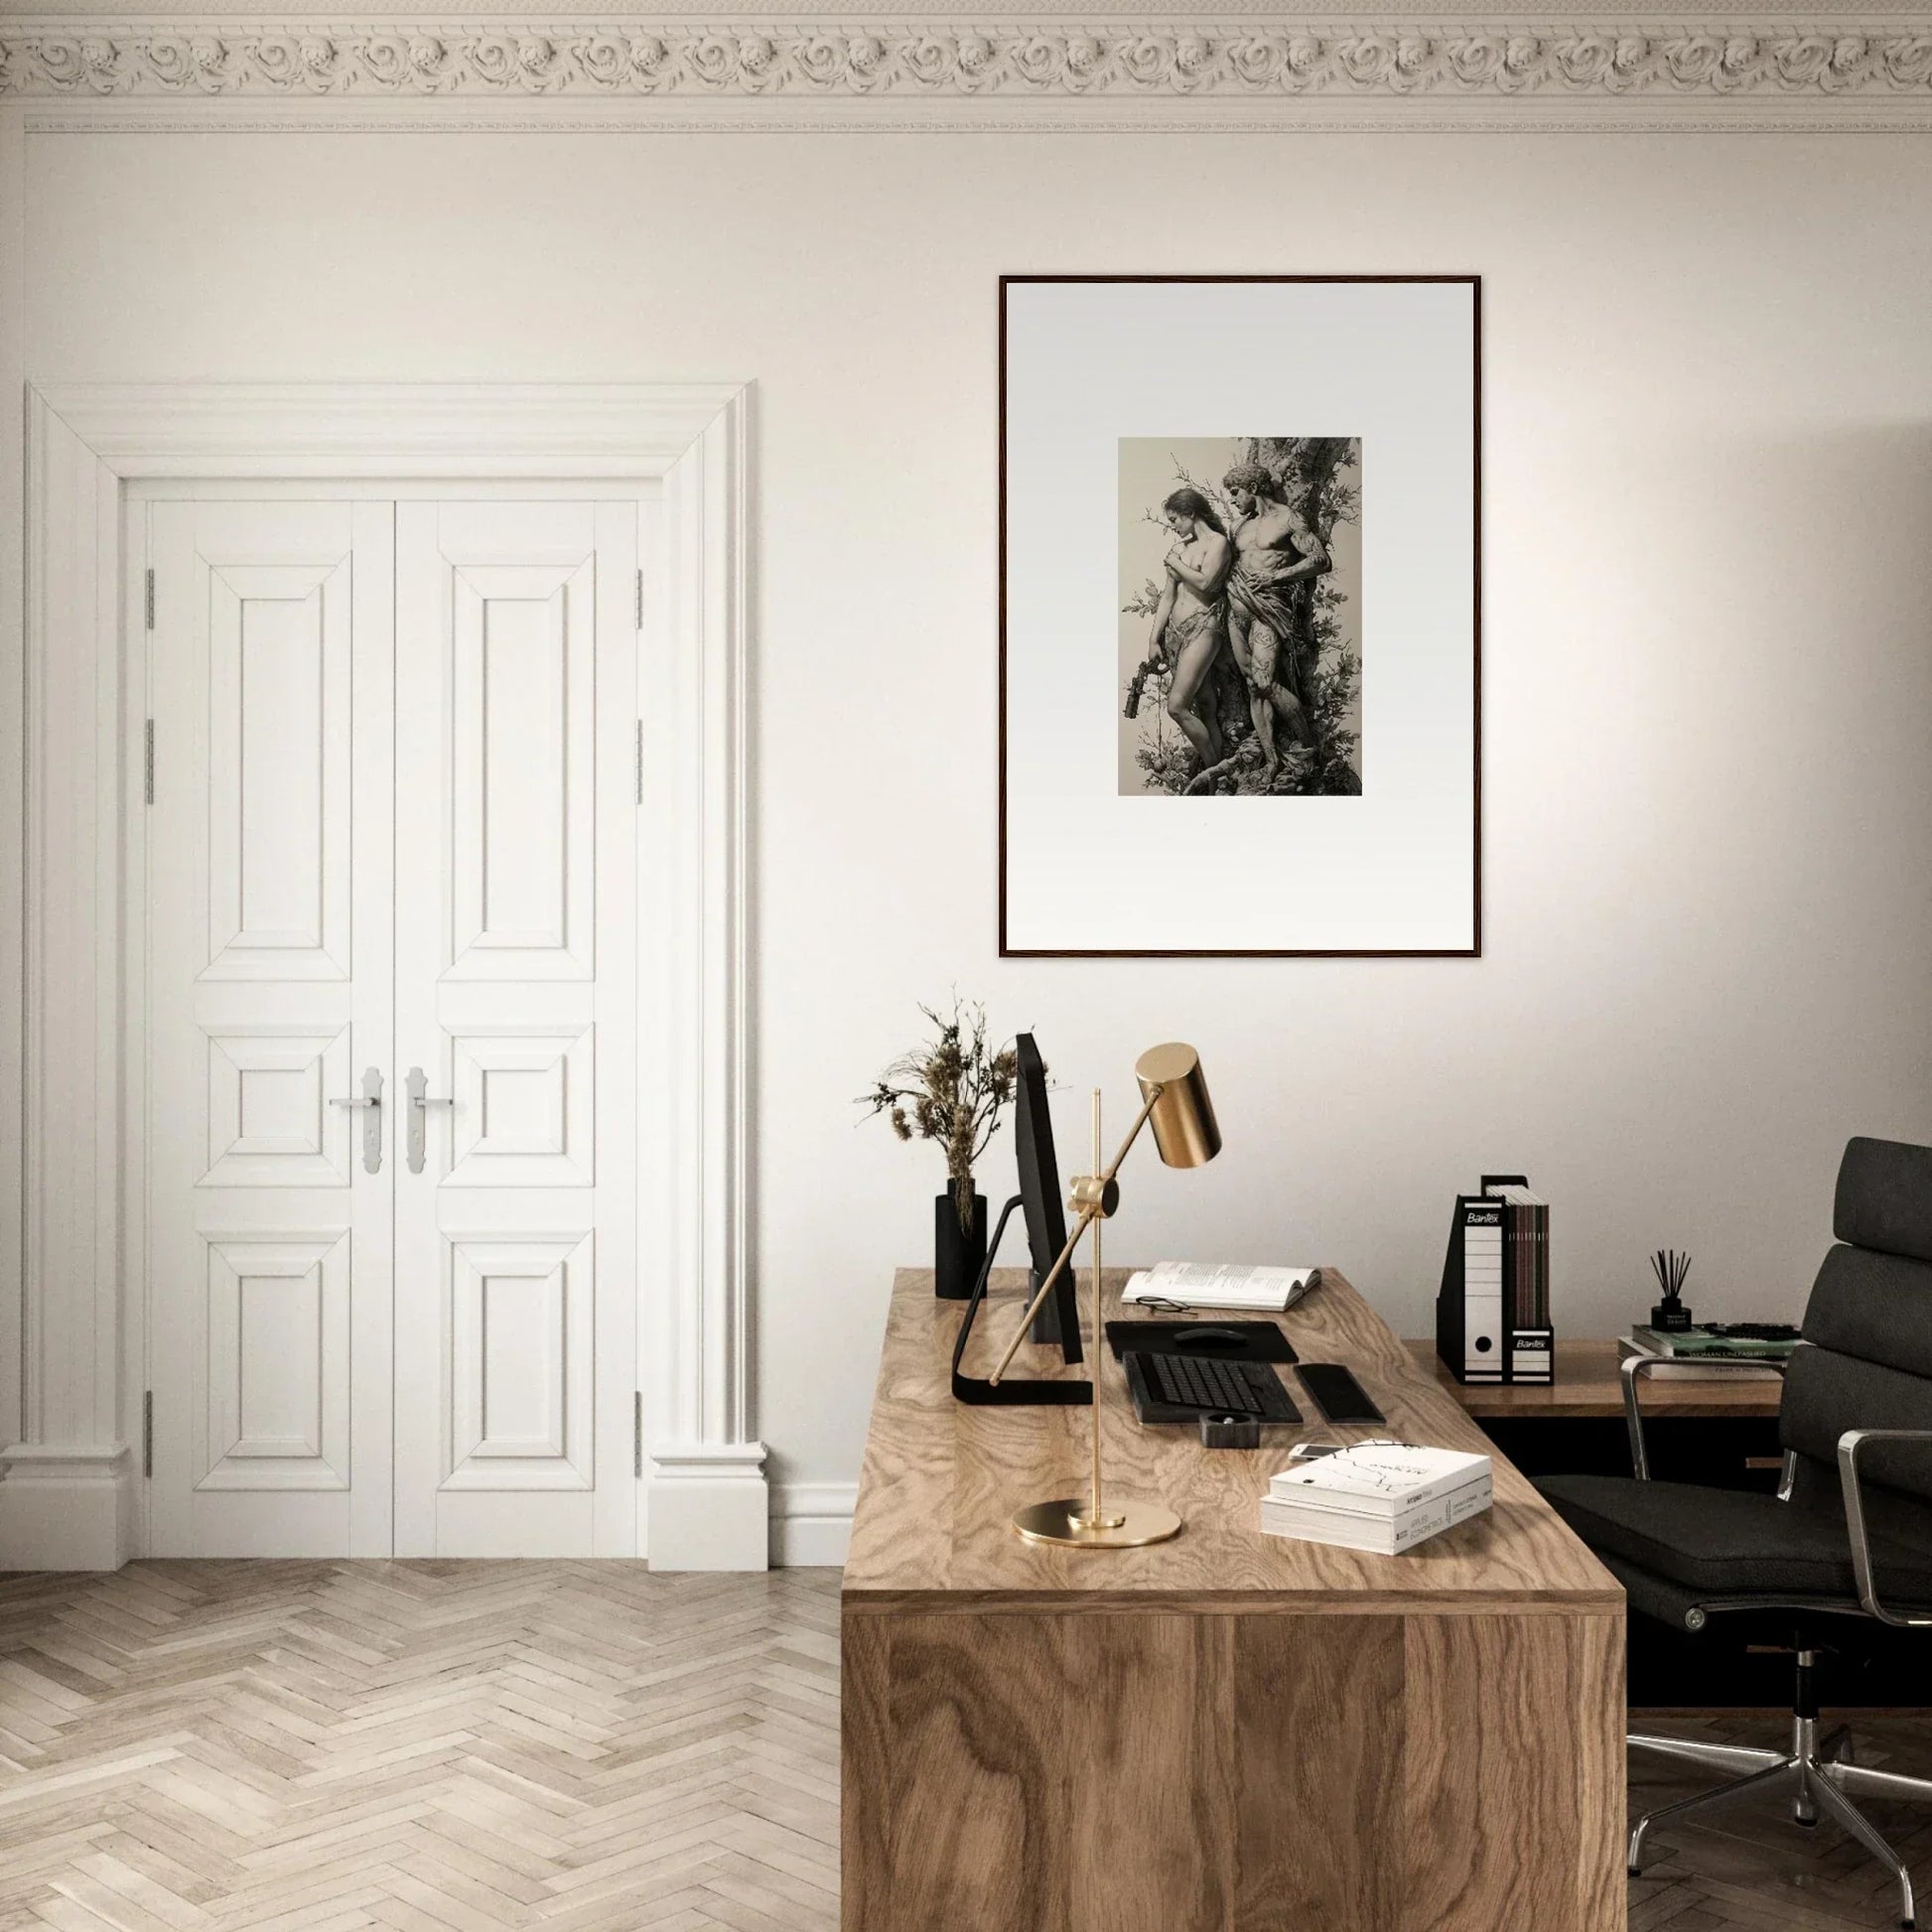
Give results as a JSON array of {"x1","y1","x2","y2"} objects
[
  {"x1": 1095, "y1": 1085, "x2": 1164, "y2": 1189},
  {"x1": 984, "y1": 1206, "x2": 1095, "y2": 1388},
  {"x1": 987, "y1": 1085, "x2": 1164, "y2": 1387}
]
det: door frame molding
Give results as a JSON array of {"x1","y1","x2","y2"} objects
[{"x1": 10, "y1": 381, "x2": 764, "y2": 1571}]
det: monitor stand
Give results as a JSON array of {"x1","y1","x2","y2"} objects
[
  {"x1": 951, "y1": 1195, "x2": 1092, "y2": 1407},
  {"x1": 1030, "y1": 1273, "x2": 1071, "y2": 1347}
]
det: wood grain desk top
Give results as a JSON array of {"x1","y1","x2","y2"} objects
[
  {"x1": 1407, "y1": 1336, "x2": 1785, "y2": 1419},
  {"x1": 843, "y1": 1267, "x2": 1621, "y2": 1617}
]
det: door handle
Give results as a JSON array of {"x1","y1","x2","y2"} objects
[
  {"x1": 405, "y1": 1066, "x2": 454, "y2": 1175},
  {"x1": 330, "y1": 1066, "x2": 385, "y2": 1174}
]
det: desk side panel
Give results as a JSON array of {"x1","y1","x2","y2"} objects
[
  {"x1": 1232, "y1": 1613, "x2": 1406, "y2": 1932},
  {"x1": 842, "y1": 1603, "x2": 1622, "y2": 1932},
  {"x1": 1403, "y1": 1611, "x2": 1626, "y2": 1932},
  {"x1": 841, "y1": 1612, "x2": 892, "y2": 1932}
]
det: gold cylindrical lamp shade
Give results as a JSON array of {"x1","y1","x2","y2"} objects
[{"x1": 1134, "y1": 1042, "x2": 1221, "y2": 1170}]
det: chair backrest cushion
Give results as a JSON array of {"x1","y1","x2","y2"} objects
[
  {"x1": 1783, "y1": 1139, "x2": 1932, "y2": 1510},
  {"x1": 1836, "y1": 1136, "x2": 1932, "y2": 1264}
]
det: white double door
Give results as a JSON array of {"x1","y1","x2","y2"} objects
[{"x1": 145, "y1": 493, "x2": 640, "y2": 1558}]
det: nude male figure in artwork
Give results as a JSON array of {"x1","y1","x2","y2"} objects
[{"x1": 1222, "y1": 461, "x2": 1330, "y2": 778}]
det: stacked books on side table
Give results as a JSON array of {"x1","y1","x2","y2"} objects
[
  {"x1": 1259, "y1": 1444, "x2": 1493, "y2": 1556},
  {"x1": 1617, "y1": 1322, "x2": 1800, "y2": 1383}
]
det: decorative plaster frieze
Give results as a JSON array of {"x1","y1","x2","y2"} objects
[{"x1": 3, "y1": 19, "x2": 1932, "y2": 106}]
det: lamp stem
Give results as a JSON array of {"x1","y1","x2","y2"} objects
[{"x1": 985, "y1": 1083, "x2": 1165, "y2": 1387}]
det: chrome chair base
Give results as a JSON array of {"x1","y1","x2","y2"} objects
[{"x1": 1630, "y1": 1709, "x2": 1932, "y2": 1929}]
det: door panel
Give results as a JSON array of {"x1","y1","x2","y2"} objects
[
  {"x1": 445, "y1": 1231, "x2": 594, "y2": 1488},
  {"x1": 201, "y1": 1231, "x2": 350, "y2": 1489},
  {"x1": 147, "y1": 501, "x2": 394, "y2": 1557},
  {"x1": 204, "y1": 564, "x2": 352, "y2": 978},
  {"x1": 393, "y1": 501, "x2": 636, "y2": 1557},
  {"x1": 448, "y1": 563, "x2": 595, "y2": 977},
  {"x1": 445, "y1": 1026, "x2": 595, "y2": 1187}
]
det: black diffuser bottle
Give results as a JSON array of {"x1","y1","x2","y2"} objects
[{"x1": 1650, "y1": 1249, "x2": 1694, "y2": 1332}]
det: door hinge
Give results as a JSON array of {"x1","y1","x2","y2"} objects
[
  {"x1": 144, "y1": 720, "x2": 155, "y2": 805},
  {"x1": 633, "y1": 1392, "x2": 643, "y2": 1478},
  {"x1": 142, "y1": 1391, "x2": 153, "y2": 1478},
  {"x1": 634, "y1": 721, "x2": 644, "y2": 805},
  {"x1": 144, "y1": 568, "x2": 155, "y2": 631},
  {"x1": 634, "y1": 568, "x2": 644, "y2": 630}
]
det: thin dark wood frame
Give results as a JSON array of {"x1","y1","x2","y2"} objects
[{"x1": 997, "y1": 272, "x2": 1483, "y2": 959}]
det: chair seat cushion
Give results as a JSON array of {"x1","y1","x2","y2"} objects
[{"x1": 1537, "y1": 1473, "x2": 1932, "y2": 1602}]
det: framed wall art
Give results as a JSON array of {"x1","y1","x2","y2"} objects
[{"x1": 999, "y1": 274, "x2": 1480, "y2": 957}]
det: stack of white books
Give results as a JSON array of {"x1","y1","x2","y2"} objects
[
  {"x1": 1122, "y1": 1261, "x2": 1315, "y2": 1312},
  {"x1": 1260, "y1": 1444, "x2": 1493, "y2": 1556}
]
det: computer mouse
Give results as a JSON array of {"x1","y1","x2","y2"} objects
[{"x1": 1174, "y1": 1326, "x2": 1249, "y2": 1349}]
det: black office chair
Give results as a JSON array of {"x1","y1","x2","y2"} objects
[{"x1": 1539, "y1": 1136, "x2": 1932, "y2": 1931}]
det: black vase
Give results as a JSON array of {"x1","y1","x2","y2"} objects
[{"x1": 934, "y1": 1185, "x2": 989, "y2": 1301}]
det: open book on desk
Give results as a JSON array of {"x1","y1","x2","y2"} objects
[{"x1": 1122, "y1": 1262, "x2": 1317, "y2": 1312}]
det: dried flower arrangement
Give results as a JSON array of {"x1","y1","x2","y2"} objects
[{"x1": 860, "y1": 998, "x2": 1020, "y2": 1233}]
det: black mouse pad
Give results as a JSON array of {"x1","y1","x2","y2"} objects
[{"x1": 1104, "y1": 1319, "x2": 1298, "y2": 1365}]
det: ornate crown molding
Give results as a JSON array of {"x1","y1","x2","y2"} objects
[{"x1": 4, "y1": 16, "x2": 1932, "y2": 117}]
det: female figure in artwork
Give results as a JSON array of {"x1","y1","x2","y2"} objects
[{"x1": 1148, "y1": 487, "x2": 1233, "y2": 773}]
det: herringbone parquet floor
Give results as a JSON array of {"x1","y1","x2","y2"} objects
[
  {"x1": 4, "y1": 1563, "x2": 1932, "y2": 1930},
  {"x1": 0, "y1": 1563, "x2": 840, "y2": 1932}
]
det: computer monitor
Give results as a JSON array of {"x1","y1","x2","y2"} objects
[
  {"x1": 948, "y1": 1032, "x2": 1089, "y2": 1406},
  {"x1": 1014, "y1": 1034, "x2": 1083, "y2": 1364}
]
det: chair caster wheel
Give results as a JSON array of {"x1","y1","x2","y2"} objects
[{"x1": 1627, "y1": 1868, "x2": 1640, "y2": 1878}]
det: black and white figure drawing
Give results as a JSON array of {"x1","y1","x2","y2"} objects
[{"x1": 1118, "y1": 437, "x2": 1363, "y2": 797}]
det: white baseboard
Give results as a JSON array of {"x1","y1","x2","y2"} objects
[
  {"x1": 645, "y1": 1443, "x2": 770, "y2": 1571},
  {"x1": 0, "y1": 1444, "x2": 136, "y2": 1571},
  {"x1": 0, "y1": 1443, "x2": 850, "y2": 1573},
  {"x1": 770, "y1": 1481, "x2": 855, "y2": 1568}
]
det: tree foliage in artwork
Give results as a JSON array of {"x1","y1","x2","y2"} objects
[{"x1": 1124, "y1": 436, "x2": 1363, "y2": 797}]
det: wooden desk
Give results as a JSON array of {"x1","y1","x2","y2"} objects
[
  {"x1": 1408, "y1": 1336, "x2": 1783, "y2": 1420},
  {"x1": 843, "y1": 1269, "x2": 1625, "y2": 1932}
]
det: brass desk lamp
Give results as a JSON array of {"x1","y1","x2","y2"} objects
[{"x1": 988, "y1": 1042, "x2": 1221, "y2": 1549}]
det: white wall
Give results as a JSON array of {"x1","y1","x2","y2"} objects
[{"x1": 17, "y1": 126, "x2": 1932, "y2": 1534}]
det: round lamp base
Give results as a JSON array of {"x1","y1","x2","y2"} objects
[{"x1": 1011, "y1": 1497, "x2": 1182, "y2": 1549}]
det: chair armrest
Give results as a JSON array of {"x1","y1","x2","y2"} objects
[
  {"x1": 1620, "y1": 1351, "x2": 1789, "y2": 1481},
  {"x1": 1838, "y1": 1429, "x2": 1932, "y2": 1627}
]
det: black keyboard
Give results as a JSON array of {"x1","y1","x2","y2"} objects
[{"x1": 1124, "y1": 1350, "x2": 1301, "y2": 1424}]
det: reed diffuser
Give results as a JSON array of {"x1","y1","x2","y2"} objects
[{"x1": 1649, "y1": 1249, "x2": 1694, "y2": 1332}]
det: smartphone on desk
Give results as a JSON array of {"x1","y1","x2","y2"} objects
[{"x1": 1297, "y1": 1362, "x2": 1385, "y2": 1426}]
